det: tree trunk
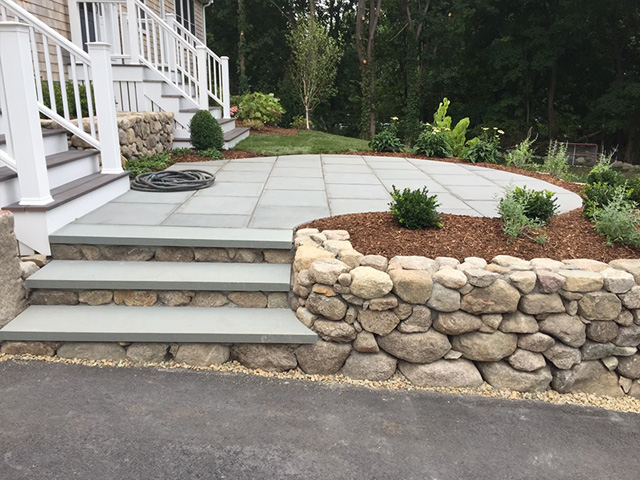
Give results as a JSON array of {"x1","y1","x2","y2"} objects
[
  {"x1": 305, "y1": 106, "x2": 311, "y2": 130},
  {"x1": 237, "y1": 0, "x2": 248, "y2": 93},
  {"x1": 547, "y1": 62, "x2": 557, "y2": 138}
]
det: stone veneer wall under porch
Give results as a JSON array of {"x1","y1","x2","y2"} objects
[{"x1": 290, "y1": 228, "x2": 640, "y2": 398}]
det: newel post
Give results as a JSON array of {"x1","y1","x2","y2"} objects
[
  {"x1": 196, "y1": 45, "x2": 209, "y2": 110},
  {"x1": 126, "y1": 0, "x2": 140, "y2": 63},
  {"x1": 0, "y1": 23, "x2": 53, "y2": 206},
  {"x1": 88, "y1": 42, "x2": 123, "y2": 174},
  {"x1": 221, "y1": 56, "x2": 231, "y2": 118}
]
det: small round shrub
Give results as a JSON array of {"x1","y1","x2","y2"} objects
[
  {"x1": 463, "y1": 138, "x2": 501, "y2": 164},
  {"x1": 511, "y1": 186, "x2": 559, "y2": 223},
  {"x1": 593, "y1": 188, "x2": 640, "y2": 247},
  {"x1": 241, "y1": 118, "x2": 265, "y2": 131},
  {"x1": 291, "y1": 115, "x2": 313, "y2": 130},
  {"x1": 371, "y1": 129, "x2": 403, "y2": 153},
  {"x1": 413, "y1": 129, "x2": 453, "y2": 158},
  {"x1": 189, "y1": 110, "x2": 224, "y2": 151},
  {"x1": 581, "y1": 181, "x2": 632, "y2": 219},
  {"x1": 389, "y1": 186, "x2": 442, "y2": 230}
]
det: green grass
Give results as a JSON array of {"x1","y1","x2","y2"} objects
[{"x1": 233, "y1": 130, "x2": 371, "y2": 155}]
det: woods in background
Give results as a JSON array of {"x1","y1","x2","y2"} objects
[{"x1": 207, "y1": 0, "x2": 640, "y2": 162}]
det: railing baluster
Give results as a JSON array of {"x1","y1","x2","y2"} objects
[
  {"x1": 42, "y1": 35, "x2": 57, "y2": 115},
  {"x1": 82, "y1": 63, "x2": 96, "y2": 138},
  {"x1": 55, "y1": 44, "x2": 70, "y2": 120},
  {"x1": 69, "y1": 52, "x2": 84, "y2": 130},
  {"x1": 28, "y1": 26, "x2": 43, "y2": 103}
]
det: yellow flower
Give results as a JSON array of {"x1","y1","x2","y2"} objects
[
  {"x1": 391, "y1": 116, "x2": 398, "y2": 121},
  {"x1": 482, "y1": 127, "x2": 489, "y2": 131},
  {"x1": 433, "y1": 128, "x2": 440, "y2": 133},
  {"x1": 498, "y1": 130, "x2": 505, "y2": 134}
]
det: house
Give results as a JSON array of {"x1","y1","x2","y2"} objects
[{"x1": 0, "y1": 0, "x2": 249, "y2": 254}]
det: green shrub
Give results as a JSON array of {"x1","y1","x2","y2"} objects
[
  {"x1": 627, "y1": 176, "x2": 640, "y2": 204},
  {"x1": 593, "y1": 189, "x2": 640, "y2": 247},
  {"x1": 414, "y1": 126, "x2": 453, "y2": 157},
  {"x1": 196, "y1": 147, "x2": 224, "y2": 160},
  {"x1": 506, "y1": 135, "x2": 536, "y2": 169},
  {"x1": 41, "y1": 80, "x2": 94, "y2": 119},
  {"x1": 543, "y1": 141, "x2": 569, "y2": 178},
  {"x1": 235, "y1": 92, "x2": 285, "y2": 126},
  {"x1": 511, "y1": 186, "x2": 559, "y2": 223},
  {"x1": 371, "y1": 117, "x2": 403, "y2": 152},
  {"x1": 290, "y1": 115, "x2": 313, "y2": 130},
  {"x1": 498, "y1": 186, "x2": 549, "y2": 244},
  {"x1": 172, "y1": 148, "x2": 192, "y2": 156},
  {"x1": 581, "y1": 182, "x2": 632, "y2": 219},
  {"x1": 124, "y1": 152, "x2": 174, "y2": 178},
  {"x1": 463, "y1": 127, "x2": 503, "y2": 164},
  {"x1": 242, "y1": 118, "x2": 266, "y2": 131},
  {"x1": 389, "y1": 186, "x2": 442, "y2": 230},
  {"x1": 189, "y1": 110, "x2": 224, "y2": 151},
  {"x1": 587, "y1": 152, "x2": 624, "y2": 186},
  {"x1": 431, "y1": 98, "x2": 469, "y2": 156}
]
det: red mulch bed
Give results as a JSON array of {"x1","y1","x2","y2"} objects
[{"x1": 301, "y1": 209, "x2": 640, "y2": 262}]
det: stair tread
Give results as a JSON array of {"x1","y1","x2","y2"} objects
[
  {"x1": 51, "y1": 224, "x2": 293, "y2": 249},
  {"x1": 0, "y1": 128, "x2": 66, "y2": 146},
  {"x1": 27, "y1": 260, "x2": 292, "y2": 292},
  {"x1": 0, "y1": 305, "x2": 317, "y2": 344},
  {"x1": 224, "y1": 127, "x2": 250, "y2": 141},
  {"x1": 3, "y1": 172, "x2": 130, "y2": 212},
  {"x1": 178, "y1": 107, "x2": 223, "y2": 114},
  {"x1": 0, "y1": 149, "x2": 99, "y2": 184}
]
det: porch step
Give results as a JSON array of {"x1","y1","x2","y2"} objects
[
  {"x1": 3, "y1": 171, "x2": 130, "y2": 213},
  {"x1": 0, "y1": 305, "x2": 317, "y2": 344},
  {"x1": 0, "y1": 128, "x2": 68, "y2": 157},
  {"x1": 26, "y1": 260, "x2": 291, "y2": 292},
  {"x1": 224, "y1": 127, "x2": 251, "y2": 150},
  {"x1": 50, "y1": 224, "x2": 293, "y2": 250},
  {"x1": 0, "y1": 149, "x2": 99, "y2": 186}
]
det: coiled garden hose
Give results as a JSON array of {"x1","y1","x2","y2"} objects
[{"x1": 131, "y1": 170, "x2": 216, "y2": 192}]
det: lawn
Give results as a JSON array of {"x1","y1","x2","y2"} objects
[{"x1": 233, "y1": 130, "x2": 371, "y2": 155}]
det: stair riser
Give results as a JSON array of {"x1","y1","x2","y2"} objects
[
  {"x1": 224, "y1": 129, "x2": 250, "y2": 149},
  {"x1": 30, "y1": 289, "x2": 290, "y2": 309},
  {"x1": 0, "y1": 131, "x2": 68, "y2": 157},
  {"x1": 50, "y1": 244, "x2": 293, "y2": 264}
]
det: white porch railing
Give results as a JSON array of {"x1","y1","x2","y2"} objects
[
  {"x1": 0, "y1": 0, "x2": 123, "y2": 205},
  {"x1": 69, "y1": 0, "x2": 231, "y2": 117}
]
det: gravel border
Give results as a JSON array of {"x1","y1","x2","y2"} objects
[{"x1": 2, "y1": 353, "x2": 638, "y2": 414}]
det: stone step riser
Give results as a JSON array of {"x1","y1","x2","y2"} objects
[
  {"x1": 51, "y1": 244, "x2": 293, "y2": 264},
  {"x1": 30, "y1": 289, "x2": 290, "y2": 309}
]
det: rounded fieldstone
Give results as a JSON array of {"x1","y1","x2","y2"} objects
[
  {"x1": 127, "y1": 343, "x2": 169, "y2": 364},
  {"x1": 359, "y1": 255, "x2": 388, "y2": 271},
  {"x1": 616, "y1": 309, "x2": 634, "y2": 326},
  {"x1": 367, "y1": 295, "x2": 399, "y2": 311},
  {"x1": 434, "y1": 268, "x2": 467, "y2": 289},
  {"x1": 586, "y1": 321, "x2": 619, "y2": 343},
  {"x1": 313, "y1": 320, "x2": 357, "y2": 343},
  {"x1": 377, "y1": 330, "x2": 451, "y2": 364},
  {"x1": 349, "y1": 266, "x2": 394, "y2": 299},
  {"x1": 507, "y1": 349, "x2": 547, "y2": 372},
  {"x1": 78, "y1": 290, "x2": 113, "y2": 306},
  {"x1": 620, "y1": 286, "x2": 640, "y2": 309},
  {"x1": 353, "y1": 331, "x2": 379, "y2": 353},
  {"x1": 30, "y1": 290, "x2": 79, "y2": 306},
  {"x1": 296, "y1": 307, "x2": 318, "y2": 328},
  {"x1": 155, "y1": 246, "x2": 194, "y2": 262},
  {"x1": 231, "y1": 344, "x2": 297, "y2": 372},
  {"x1": 191, "y1": 292, "x2": 228, "y2": 307},
  {"x1": 601, "y1": 268, "x2": 636, "y2": 294},
  {"x1": 293, "y1": 245, "x2": 334, "y2": 272},
  {"x1": 1, "y1": 341, "x2": 57, "y2": 356},
  {"x1": 536, "y1": 270, "x2": 566, "y2": 294},
  {"x1": 539, "y1": 314, "x2": 586, "y2": 348},
  {"x1": 464, "y1": 268, "x2": 499, "y2": 288},
  {"x1": 435, "y1": 257, "x2": 460, "y2": 269},
  {"x1": 478, "y1": 361, "x2": 552, "y2": 392},
  {"x1": 389, "y1": 269, "x2": 433, "y2": 304},
  {"x1": 551, "y1": 360, "x2": 624, "y2": 397},
  {"x1": 305, "y1": 293, "x2": 347, "y2": 320},
  {"x1": 20, "y1": 261, "x2": 39, "y2": 279},
  {"x1": 519, "y1": 293, "x2": 565, "y2": 315},
  {"x1": 397, "y1": 305, "x2": 431, "y2": 333},
  {"x1": 295, "y1": 341, "x2": 352, "y2": 375},
  {"x1": 433, "y1": 311, "x2": 483, "y2": 335},
  {"x1": 557, "y1": 270, "x2": 604, "y2": 292},
  {"x1": 509, "y1": 271, "x2": 537, "y2": 294},
  {"x1": 451, "y1": 331, "x2": 517, "y2": 362},
  {"x1": 234, "y1": 249, "x2": 264, "y2": 263},
  {"x1": 613, "y1": 325, "x2": 640, "y2": 347},
  {"x1": 113, "y1": 290, "x2": 157, "y2": 307},
  {"x1": 460, "y1": 280, "x2": 520, "y2": 315},
  {"x1": 174, "y1": 344, "x2": 230, "y2": 366},
  {"x1": 309, "y1": 258, "x2": 351, "y2": 285},
  {"x1": 388, "y1": 256, "x2": 437, "y2": 272},
  {"x1": 193, "y1": 248, "x2": 230, "y2": 262},
  {"x1": 499, "y1": 312, "x2": 539, "y2": 334},
  {"x1": 338, "y1": 249, "x2": 364, "y2": 268},
  {"x1": 399, "y1": 359, "x2": 483, "y2": 388},
  {"x1": 358, "y1": 310, "x2": 400, "y2": 336},
  {"x1": 158, "y1": 291, "x2": 194, "y2": 307},
  {"x1": 493, "y1": 255, "x2": 532, "y2": 270},
  {"x1": 426, "y1": 283, "x2": 461, "y2": 312},
  {"x1": 228, "y1": 292, "x2": 268, "y2": 308},
  {"x1": 577, "y1": 292, "x2": 622, "y2": 321},
  {"x1": 517, "y1": 332, "x2": 555, "y2": 352},
  {"x1": 267, "y1": 293, "x2": 289, "y2": 309},
  {"x1": 581, "y1": 341, "x2": 637, "y2": 360},
  {"x1": 542, "y1": 343, "x2": 582, "y2": 370},
  {"x1": 340, "y1": 351, "x2": 397, "y2": 381},
  {"x1": 263, "y1": 249, "x2": 293, "y2": 264},
  {"x1": 57, "y1": 342, "x2": 126, "y2": 361},
  {"x1": 616, "y1": 354, "x2": 640, "y2": 379}
]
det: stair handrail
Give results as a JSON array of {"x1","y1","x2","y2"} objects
[
  {"x1": 168, "y1": 15, "x2": 229, "y2": 116},
  {"x1": 0, "y1": 0, "x2": 101, "y2": 150}
]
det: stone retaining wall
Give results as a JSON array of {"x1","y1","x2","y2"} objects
[
  {"x1": 41, "y1": 111, "x2": 174, "y2": 160},
  {"x1": 0, "y1": 211, "x2": 32, "y2": 327},
  {"x1": 50, "y1": 244, "x2": 293, "y2": 264},
  {"x1": 290, "y1": 228, "x2": 640, "y2": 398}
]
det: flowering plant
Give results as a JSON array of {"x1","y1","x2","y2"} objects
[
  {"x1": 463, "y1": 127, "x2": 504, "y2": 164},
  {"x1": 234, "y1": 92, "x2": 285, "y2": 126},
  {"x1": 370, "y1": 117, "x2": 403, "y2": 152}
]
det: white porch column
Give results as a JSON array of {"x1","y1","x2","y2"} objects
[
  {"x1": 221, "y1": 56, "x2": 231, "y2": 118},
  {"x1": 126, "y1": 0, "x2": 140, "y2": 63},
  {"x1": 196, "y1": 45, "x2": 209, "y2": 109},
  {"x1": 88, "y1": 42, "x2": 124, "y2": 174},
  {"x1": 0, "y1": 23, "x2": 53, "y2": 206}
]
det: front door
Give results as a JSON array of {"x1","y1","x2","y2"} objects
[{"x1": 175, "y1": 0, "x2": 196, "y2": 35}]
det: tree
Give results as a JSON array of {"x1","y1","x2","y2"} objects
[
  {"x1": 289, "y1": 18, "x2": 342, "y2": 129},
  {"x1": 355, "y1": 0, "x2": 382, "y2": 139}
]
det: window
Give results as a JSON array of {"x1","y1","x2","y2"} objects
[{"x1": 175, "y1": 0, "x2": 196, "y2": 35}]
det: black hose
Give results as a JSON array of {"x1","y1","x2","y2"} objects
[{"x1": 131, "y1": 169, "x2": 216, "y2": 192}]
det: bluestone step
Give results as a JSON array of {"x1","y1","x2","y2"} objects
[
  {"x1": 50, "y1": 224, "x2": 293, "y2": 249},
  {"x1": 27, "y1": 260, "x2": 292, "y2": 292},
  {"x1": 0, "y1": 305, "x2": 317, "y2": 343}
]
